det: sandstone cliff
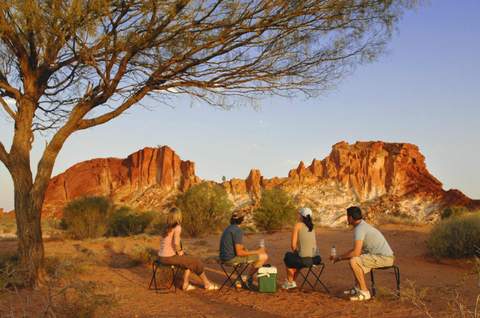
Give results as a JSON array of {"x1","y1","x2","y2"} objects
[
  {"x1": 43, "y1": 146, "x2": 200, "y2": 217},
  {"x1": 42, "y1": 141, "x2": 480, "y2": 224}
]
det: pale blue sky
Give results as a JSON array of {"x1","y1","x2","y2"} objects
[{"x1": 1, "y1": 0, "x2": 479, "y2": 211}]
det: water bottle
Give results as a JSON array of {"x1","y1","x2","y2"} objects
[
  {"x1": 330, "y1": 245, "x2": 337, "y2": 263},
  {"x1": 259, "y1": 239, "x2": 265, "y2": 249}
]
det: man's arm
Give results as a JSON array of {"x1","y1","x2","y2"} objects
[
  {"x1": 333, "y1": 240, "x2": 363, "y2": 263},
  {"x1": 235, "y1": 244, "x2": 264, "y2": 257}
]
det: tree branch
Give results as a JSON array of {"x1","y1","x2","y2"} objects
[
  {"x1": 0, "y1": 140, "x2": 9, "y2": 166},
  {"x1": 77, "y1": 86, "x2": 150, "y2": 130},
  {"x1": 0, "y1": 96, "x2": 16, "y2": 120}
]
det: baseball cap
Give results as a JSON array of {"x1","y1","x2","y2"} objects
[{"x1": 298, "y1": 207, "x2": 312, "y2": 218}]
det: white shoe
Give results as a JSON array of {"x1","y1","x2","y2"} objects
[
  {"x1": 281, "y1": 280, "x2": 297, "y2": 290},
  {"x1": 350, "y1": 290, "x2": 371, "y2": 301}
]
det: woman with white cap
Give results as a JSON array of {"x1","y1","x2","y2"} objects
[{"x1": 282, "y1": 207, "x2": 320, "y2": 289}]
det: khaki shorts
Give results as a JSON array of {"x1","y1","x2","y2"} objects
[
  {"x1": 224, "y1": 254, "x2": 260, "y2": 266},
  {"x1": 352, "y1": 254, "x2": 395, "y2": 273}
]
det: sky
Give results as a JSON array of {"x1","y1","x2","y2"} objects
[{"x1": 1, "y1": 0, "x2": 480, "y2": 211}]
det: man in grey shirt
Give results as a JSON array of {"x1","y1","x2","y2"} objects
[{"x1": 331, "y1": 206, "x2": 395, "y2": 301}]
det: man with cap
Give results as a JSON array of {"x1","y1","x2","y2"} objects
[
  {"x1": 219, "y1": 210, "x2": 269, "y2": 286},
  {"x1": 282, "y1": 207, "x2": 320, "y2": 289},
  {"x1": 331, "y1": 206, "x2": 395, "y2": 301}
]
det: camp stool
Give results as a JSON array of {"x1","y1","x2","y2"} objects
[
  {"x1": 218, "y1": 258, "x2": 254, "y2": 291},
  {"x1": 297, "y1": 263, "x2": 330, "y2": 293},
  {"x1": 370, "y1": 265, "x2": 400, "y2": 297},
  {"x1": 148, "y1": 259, "x2": 181, "y2": 293}
]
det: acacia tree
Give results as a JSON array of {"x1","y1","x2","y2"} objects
[{"x1": 0, "y1": 0, "x2": 414, "y2": 286}]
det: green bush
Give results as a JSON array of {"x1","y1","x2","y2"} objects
[
  {"x1": 440, "y1": 206, "x2": 469, "y2": 220},
  {"x1": 427, "y1": 213, "x2": 480, "y2": 258},
  {"x1": 107, "y1": 207, "x2": 154, "y2": 237},
  {"x1": 176, "y1": 182, "x2": 233, "y2": 237},
  {"x1": 253, "y1": 188, "x2": 297, "y2": 232},
  {"x1": 145, "y1": 213, "x2": 166, "y2": 235},
  {"x1": 62, "y1": 196, "x2": 113, "y2": 239}
]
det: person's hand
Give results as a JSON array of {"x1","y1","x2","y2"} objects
[
  {"x1": 177, "y1": 250, "x2": 185, "y2": 256},
  {"x1": 258, "y1": 247, "x2": 266, "y2": 254},
  {"x1": 330, "y1": 255, "x2": 339, "y2": 263}
]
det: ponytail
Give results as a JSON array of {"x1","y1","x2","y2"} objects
[{"x1": 302, "y1": 215, "x2": 314, "y2": 232}]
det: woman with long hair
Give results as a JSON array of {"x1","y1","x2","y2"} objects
[
  {"x1": 281, "y1": 207, "x2": 320, "y2": 289},
  {"x1": 158, "y1": 207, "x2": 218, "y2": 291}
]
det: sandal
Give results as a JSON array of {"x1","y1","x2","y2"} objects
[
  {"x1": 350, "y1": 290, "x2": 371, "y2": 301},
  {"x1": 183, "y1": 284, "x2": 196, "y2": 291}
]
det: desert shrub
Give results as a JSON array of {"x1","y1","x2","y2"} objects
[
  {"x1": 253, "y1": 188, "x2": 297, "y2": 232},
  {"x1": 62, "y1": 196, "x2": 113, "y2": 239},
  {"x1": 128, "y1": 246, "x2": 157, "y2": 265},
  {"x1": 107, "y1": 207, "x2": 154, "y2": 236},
  {"x1": 379, "y1": 212, "x2": 417, "y2": 225},
  {"x1": 145, "y1": 213, "x2": 166, "y2": 235},
  {"x1": 427, "y1": 213, "x2": 480, "y2": 258},
  {"x1": 440, "y1": 206, "x2": 469, "y2": 220},
  {"x1": 176, "y1": 182, "x2": 233, "y2": 237}
]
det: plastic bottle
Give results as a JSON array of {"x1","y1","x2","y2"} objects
[
  {"x1": 330, "y1": 245, "x2": 337, "y2": 262},
  {"x1": 259, "y1": 238, "x2": 265, "y2": 248}
]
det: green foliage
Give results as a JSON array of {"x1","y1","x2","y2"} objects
[
  {"x1": 440, "y1": 206, "x2": 469, "y2": 220},
  {"x1": 427, "y1": 213, "x2": 480, "y2": 258},
  {"x1": 253, "y1": 188, "x2": 297, "y2": 232},
  {"x1": 62, "y1": 196, "x2": 113, "y2": 239},
  {"x1": 176, "y1": 182, "x2": 233, "y2": 237},
  {"x1": 107, "y1": 207, "x2": 155, "y2": 237},
  {"x1": 145, "y1": 213, "x2": 166, "y2": 235}
]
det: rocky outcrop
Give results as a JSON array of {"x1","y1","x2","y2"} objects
[
  {"x1": 42, "y1": 146, "x2": 200, "y2": 217},
  {"x1": 222, "y1": 141, "x2": 480, "y2": 225},
  {"x1": 42, "y1": 141, "x2": 480, "y2": 225}
]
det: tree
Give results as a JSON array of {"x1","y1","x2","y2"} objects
[
  {"x1": 253, "y1": 188, "x2": 296, "y2": 232},
  {"x1": 0, "y1": 0, "x2": 415, "y2": 286},
  {"x1": 176, "y1": 182, "x2": 233, "y2": 237}
]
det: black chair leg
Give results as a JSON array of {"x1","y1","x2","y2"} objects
[
  {"x1": 394, "y1": 266, "x2": 400, "y2": 296},
  {"x1": 370, "y1": 270, "x2": 376, "y2": 297},
  {"x1": 219, "y1": 263, "x2": 252, "y2": 291}
]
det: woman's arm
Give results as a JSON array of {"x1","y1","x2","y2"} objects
[
  {"x1": 291, "y1": 223, "x2": 300, "y2": 252},
  {"x1": 173, "y1": 225, "x2": 184, "y2": 255}
]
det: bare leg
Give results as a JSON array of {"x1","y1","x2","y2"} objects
[
  {"x1": 287, "y1": 268, "x2": 296, "y2": 283},
  {"x1": 199, "y1": 272, "x2": 212, "y2": 288},
  {"x1": 249, "y1": 252, "x2": 268, "y2": 276},
  {"x1": 349, "y1": 258, "x2": 368, "y2": 291},
  {"x1": 182, "y1": 269, "x2": 191, "y2": 290}
]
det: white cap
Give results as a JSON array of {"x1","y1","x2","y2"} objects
[{"x1": 298, "y1": 207, "x2": 312, "y2": 218}]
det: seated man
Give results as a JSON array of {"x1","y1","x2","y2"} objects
[
  {"x1": 219, "y1": 211, "x2": 268, "y2": 286},
  {"x1": 331, "y1": 206, "x2": 394, "y2": 301}
]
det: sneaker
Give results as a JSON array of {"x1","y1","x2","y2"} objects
[
  {"x1": 281, "y1": 280, "x2": 297, "y2": 290},
  {"x1": 343, "y1": 286, "x2": 360, "y2": 295},
  {"x1": 350, "y1": 290, "x2": 371, "y2": 301}
]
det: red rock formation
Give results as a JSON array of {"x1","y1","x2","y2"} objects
[
  {"x1": 42, "y1": 141, "x2": 479, "y2": 223},
  {"x1": 43, "y1": 146, "x2": 199, "y2": 217}
]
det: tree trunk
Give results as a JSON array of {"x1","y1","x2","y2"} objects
[{"x1": 13, "y1": 171, "x2": 45, "y2": 288}]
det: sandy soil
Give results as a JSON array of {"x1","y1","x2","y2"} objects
[{"x1": 1, "y1": 225, "x2": 478, "y2": 317}]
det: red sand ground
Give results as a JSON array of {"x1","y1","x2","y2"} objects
[{"x1": 1, "y1": 225, "x2": 478, "y2": 317}]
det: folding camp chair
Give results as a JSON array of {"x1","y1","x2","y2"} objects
[
  {"x1": 370, "y1": 265, "x2": 400, "y2": 297},
  {"x1": 148, "y1": 259, "x2": 181, "y2": 293},
  {"x1": 218, "y1": 260, "x2": 254, "y2": 291},
  {"x1": 297, "y1": 263, "x2": 330, "y2": 293}
]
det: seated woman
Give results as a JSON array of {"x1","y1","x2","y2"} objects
[
  {"x1": 158, "y1": 207, "x2": 218, "y2": 291},
  {"x1": 282, "y1": 207, "x2": 320, "y2": 289}
]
